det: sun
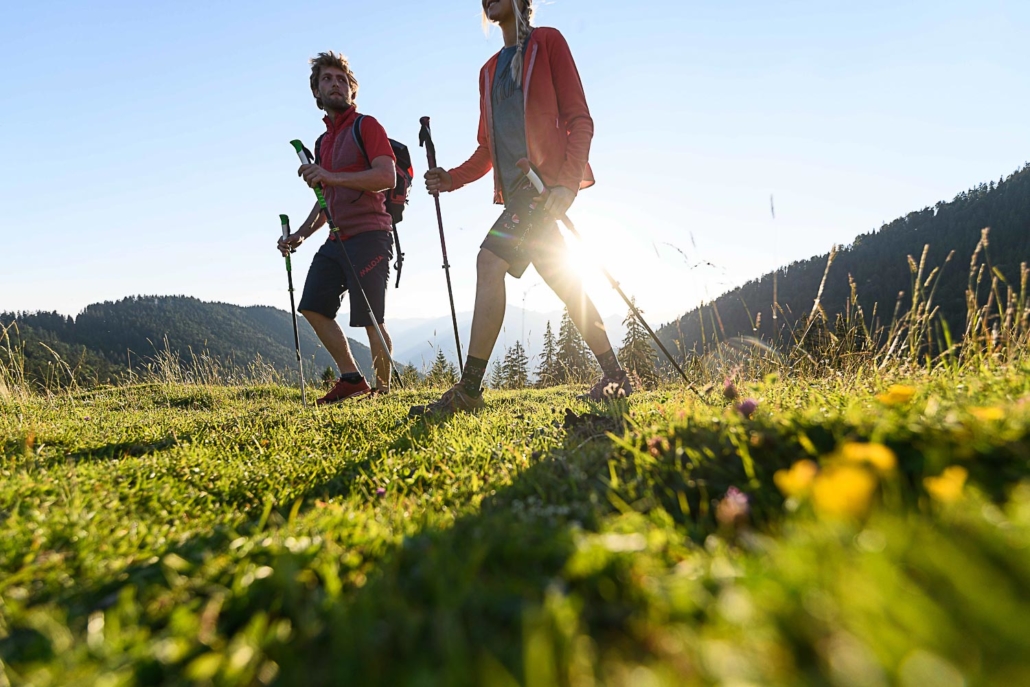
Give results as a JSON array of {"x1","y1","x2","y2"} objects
[
  {"x1": 552, "y1": 202, "x2": 704, "y2": 324},
  {"x1": 562, "y1": 242, "x2": 594, "y2": 284},
  {"x1": 561, "y1": 240, "x2": 613, "y2": 300}
]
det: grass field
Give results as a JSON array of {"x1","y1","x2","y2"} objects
[{"x1": 3, "y1": 361, "x2": 1030, "y2": 686}]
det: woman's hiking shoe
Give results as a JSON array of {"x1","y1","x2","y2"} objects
[
  {"x1": 577, "y1": 371, "x2": 633, "y2": 401},
  {"x1": 408, "y1": 383, "x2": 486, "y2": 417},
  {"x1": 316, "y1": 376, "x2": 371, "y2": 405}
]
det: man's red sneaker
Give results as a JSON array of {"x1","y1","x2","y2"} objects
[{"x1": 316, "y1": 376, "x2": 371, "y2": 405}]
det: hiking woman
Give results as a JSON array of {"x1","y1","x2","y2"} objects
[{"x1": 412, "y1": 0, "x2": 631, "y2": 416}]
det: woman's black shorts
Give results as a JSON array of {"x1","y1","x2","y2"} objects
[{"x1": 480, "y1": 184, "x2": 567, "y2": 279}]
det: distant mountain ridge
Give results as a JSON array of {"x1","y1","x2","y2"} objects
[
  {"x1": 1, "y1": 296, "x2": 372, "y2": 387},
  {"x1": 658, "y1": 163, "x2": 1030, "y2": 356}
]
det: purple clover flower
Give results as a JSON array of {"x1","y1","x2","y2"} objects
[
  {"x1": 737, "y1": 398, "x2": 759, "y2": 418},
  {"x1": 717, "y1": 486, "x2": 750, "y2": 526}
]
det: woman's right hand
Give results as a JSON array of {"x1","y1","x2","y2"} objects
[{"x1": 424, "y1": 167, "x2": 454, "y2": 195}]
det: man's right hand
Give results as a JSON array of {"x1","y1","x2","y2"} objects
[
  {"x1": 278, "y1": 232, "x2": 304, "y2": 257},
  {"x1": 424, "y1": 167, "x2": 454, "y2": 195}
]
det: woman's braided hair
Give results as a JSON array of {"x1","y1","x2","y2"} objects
[{"x1": 509, "y1": 0, "x2": 534, "y2": 87}]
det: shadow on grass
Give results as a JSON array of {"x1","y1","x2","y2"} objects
[
  {"x1": 67, "y1": 435, "x2": 181, "y2": 462},
  {"x1": 255, "y1": 431, "x2": 619, "y2": 685},
  {"x1": 1, "y1": 437, "x2": 31, "y2": 459},
  {"x1": 243, "y1": 407, "x2": 633, "y2": 684}
]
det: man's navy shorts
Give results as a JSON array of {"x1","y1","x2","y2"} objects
[
  {"x1": 481, "y1": 182, "x2": 567, "y2": 279},
  {"x1": 298, "y1": 231, "x2": 392, "y2": 327}
]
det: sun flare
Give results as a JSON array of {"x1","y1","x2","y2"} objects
[{"x1": 557, "y1": 212, "x2": 681, "y2": 322}]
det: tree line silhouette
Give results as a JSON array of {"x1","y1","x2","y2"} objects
[{"x1": 658, "y1": 163, "x2": 1030, "y2": 358}]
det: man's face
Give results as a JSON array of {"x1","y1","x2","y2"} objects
[{"x1": 316, "y1": 66, "x2": 352, "y2": 111}]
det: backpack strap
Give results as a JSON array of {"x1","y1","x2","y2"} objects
[
  {"x1": 346, "y1": 115, "x2": 370, "y2": 207},
  {"x1": 392, "y1": 223, "x2": 404, "y2": 288},
  {"x1": 313, "y1": 133, "x2": 326, "y2": 165},
  {"x1": 351, "y1": 114, "x2": 369, "y2": 165}
]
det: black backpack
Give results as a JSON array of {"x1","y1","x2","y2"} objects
[{"x1": 314, "y1": 116, "x2": 413, "y2": 287}]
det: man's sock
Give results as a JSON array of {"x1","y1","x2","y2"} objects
[
  {"x1": 460, "y1": 356, "x2": 489, "y2": 397},
  {"x1": 596, "y1": 349, "x2": 624, "y2": 379},
  {"x1": 340, "y1": 371, "x2": 364, "y2": 384}
]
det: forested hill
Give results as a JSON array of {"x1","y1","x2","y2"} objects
[
  {"x1": 658, "y1": 163, "x2": 1030, "y2": 356},
  {"x1": 1, "y1": 296, "x2": 372, "y2": 387}
]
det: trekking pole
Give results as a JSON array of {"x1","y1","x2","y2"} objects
[
  {"x1": 289, "y1": 140, "x2": 404, "y2": 389},
  {"x1": 279, "y1": 214, "x2": 308, "y2": 406},
  {"x1": 418, "y1": 117, "x2": 464, "y2": 364},
  {"x1": 516, "y1": 159, "x2": 692, "y2": 385}
]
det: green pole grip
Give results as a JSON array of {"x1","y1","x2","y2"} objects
[
  {"x1": 313, "y1": 187, "x2": 328, "y2": 209},
  {"x1": 279, "y1": 213, "x2": 297, "y2": 259},
  {"x1": 289, "y1": 140, "x2": 329, "y2": 210}
]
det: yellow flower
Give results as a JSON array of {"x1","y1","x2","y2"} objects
[
  {"x1": 812, "y1": 465, "x2": 878, "y2": 519},
  {"x1": 970, "y1": 406, "x2": 1005, "y2": 422},
  {"x1": 876, "y1": 384, "x2": 917, "y2": 405},
  {"x1": 774, "y1": 460, "x2": 818, "y2": 498},
  {"x1": 839, "y1": 442, "x2": 897, "y2": 473},
  {"x1": 924, "y1": 466, "x2": 968, "y2": 503}
]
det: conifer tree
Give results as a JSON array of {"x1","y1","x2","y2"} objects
[
  {"x1": 618, "y1": 298, "x2": 659, "y2": 388},
  {"x1": 535, "y1": 320, "x2": 559, "y2": 387},
  {"x1": 398, "y1": 363, "x2": 422, "y2": 388},
  {"x1": 426, "y1": 348, "x2": 458, "y2": 386},
  {"x1": 487, "y1": 358, "x2": 504, "y2": 390},
  {"x1": 556, "y1": 308, "x2": 593, "y2": 383},
  {"x1": 321, "y1": 365, "x2": 336, "y2": 388},
  {"x1": 501, "y1": 340, "x2": 529, "y2": 389}
]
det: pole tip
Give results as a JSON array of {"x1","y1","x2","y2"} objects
[
  {"x1": 279, "y1": 214, "x2": 289, "y2": 225},
  {"x1": 419, "y1": 116, "x2": 430, "y2": 127},
  {"x1": 289, "y1": 140, "x2": 304, "y2": 153},
  {"x1": 515, "y1": 158, "x2": 531, "y2": 175}
]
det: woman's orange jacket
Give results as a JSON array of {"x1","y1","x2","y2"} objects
[{"x1": 448, "y1": 27, "x2": 595, "y2": 203}]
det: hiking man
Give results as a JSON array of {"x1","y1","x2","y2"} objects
[
  {"x1": 278, "y1": 51, "x2": 396, "y2": 404},
  {"x1": 411, "y1": 0, "x2": 631, "y2": 416}
]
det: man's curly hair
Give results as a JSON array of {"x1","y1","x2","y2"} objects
[{"x1": 309, "y1": 51, "x2": 359, "y2": 109}]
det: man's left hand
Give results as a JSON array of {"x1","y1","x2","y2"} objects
[
  {"x1": 298, "y1": 163, "x2": 337, "y2": 189},
  {"x1": 537, "y1": 186, "x2": 576, "y2": 219}
]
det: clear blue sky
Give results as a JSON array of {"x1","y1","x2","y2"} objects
[{"x1": 3, "y1": 0, "x2": 1029, "y2": 331}]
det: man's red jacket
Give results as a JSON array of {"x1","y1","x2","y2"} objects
[{"x1": 448, "y1": 27, "x2": 595, "y2": 203}]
